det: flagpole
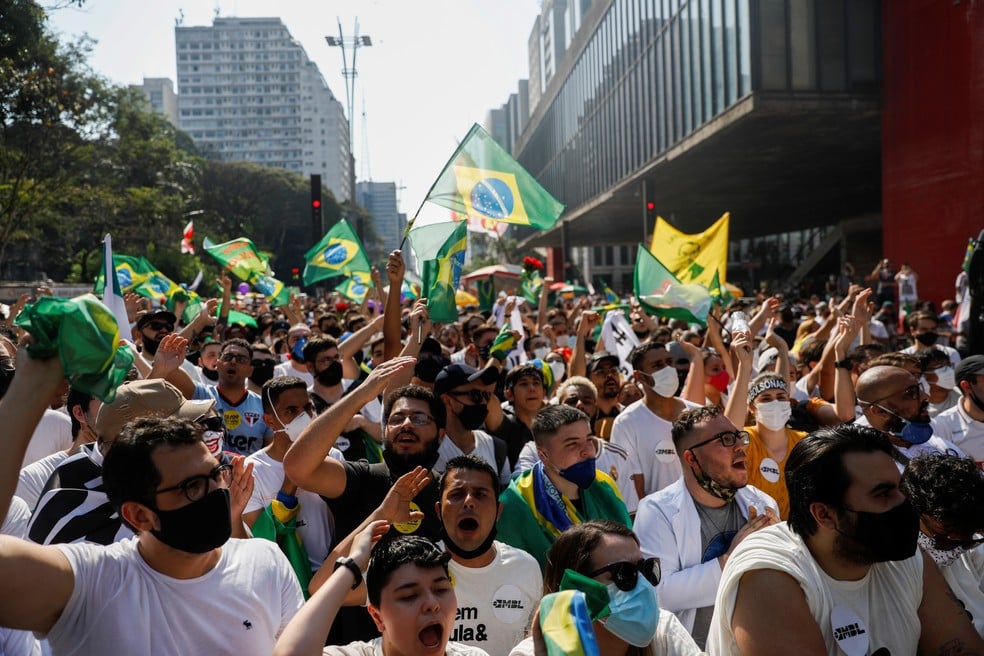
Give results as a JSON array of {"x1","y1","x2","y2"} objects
[{"x1": 398, "y1": 124, "x2": 478, "y2": 250}]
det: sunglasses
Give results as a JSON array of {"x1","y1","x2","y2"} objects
[
  {"x1": 588, "y1": 557, "x2": 661, "y2": 591},
  {"x1": 197, "y1": 415, "x2": 224, "y2": 433},
  {"x1": 450, "y1": 389, "x2": 492, "y2": 404},
  {"x1": 386, "y1": 412, "x2": 435, "y2": 426},
  {"x1": 145, "y1": 321, "x2": 174, "y2": 332},
  {"x1": 689, "y1": 429, "x2": 750, "y2": 451}
]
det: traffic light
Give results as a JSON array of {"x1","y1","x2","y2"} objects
[
  {"x1": 646, "y1": 201, "x2": 656, "y2": 212},
  {"x1": 291, "y1": 267, "x2": 301, "y2": 282},
  {"x1": 310, "y1": 174, "x2": 323, "y2": 242}
]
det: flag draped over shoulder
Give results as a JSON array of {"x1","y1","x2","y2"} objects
[
  {"x1": 633, "y1": 245, "x2": 711, "y2": 325},
  {"x1": 424, "y1": 124, "x2": 564, "y2": 230},
  {"x1": 649, "y1": 213, "x2": 729, "y2": 290},
  {"x1": 303, "y1": 219, "x2": 371, "y2": 286},
  {"x1": 203, "y1": 237, "x2": 289, "y2": 306},
  {"x1": 411, "y1": 221, "x2": 467, "y2": 324}
]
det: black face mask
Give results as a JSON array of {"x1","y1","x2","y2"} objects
[
  {"x1": 414, "y1": 357, "x2": 445, "y2": 384},
  {"x1": 455, "y1": 403, "x2": 489, "y2": 430},
  {"x1": 201, "y1": 366, "x2": 219, "y2": 382},
  {"x1": 440, "y1": 514, "x2": 497, "y2": 560},
  {"x1": 250, "y1": 362, "x2": 275, "y2": 386},
  {"x1": 151, "y1": 488, "x2": 232, "y2": 554},
  {"x1": 315, "y1": 360, "x2": 344, "y2": 387},
  {"x1": 837, "y1": 500, "x2": 920, "y2": 563},
  {"x1": 915, "y1": 332, "x2": 938, "y2": 346}
]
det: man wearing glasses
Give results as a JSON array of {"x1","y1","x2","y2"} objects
[
  {"x1": 856, "y1": 365, "x2": 963, "y2": 469},
  {"x1": 634, "y1": 405, "x2": 778, "y2": 648},
  {"x1": 0, "y1": 354, "x2": 302, "y2": 654},
  {"x1": 432, "y1": 364, "x2": 511, "y2": 488}
]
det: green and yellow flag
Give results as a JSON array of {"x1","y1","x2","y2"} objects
[
  {"x1": 335, "y1": 270, "x2": 372, "y2": 304},
  {"x1": 203, "y1": 237, "x2": 289, "y2": 306},
  {"x1": 94, "y1": 255, "x2": 183, "y2": 303},
  {"x1": 634, "y1": 244, "x2": 711, "y2": 325},
  {"x1": 414, "y1": 221, "x2": 467, "y2": 324},
  {"x1": 649, "y1": 213, "x2": 729, "y2": 289},
  {"x1": 303, "y1": 219, "x2": 371, "y2": 286},
  {"x1": 424, "y1": 124, "x2": 564, "y2": 230},
  {"x1": 476, "y1": 276, "x2": 496, "y2": 311}
]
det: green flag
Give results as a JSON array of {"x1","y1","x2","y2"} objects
[
  {"x1": 419, "y1": 221, "x2": 467, "y2": 324},
  {"x1": 521, "y1": 268, "x2": 543, "y2": 305},
  {"x1": 94, "y1": 255, "x2": 184, "y2": 304},
  {"x1": 424, "y1": 124, "x2": 564, "y2": 230},
  {"x1": 707, "y1": 270, "x2": 733, "y2": 307},
  {"x1": 476, "y1": 276, "x2": 495, "y2": 311},
  {"x1": 203, "y1": 237, "x2": 288, "y2": 306},
  {"x1": 633, "y1": 244, "x2": 711, "y2": 325},
  {"x1": 303, "y1": 219, "x2": 371, "y2": 286},
  {"x1": 335, "y1": 270, "x2": 372, "y2": 304}
]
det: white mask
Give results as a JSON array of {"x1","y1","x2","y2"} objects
[
  {"x1": 566, "y1": 335, "x2": 578, "y2": 349},
  {"x1": 756, "y1": 400, "x2": 791, "y2": 431},
  {"x1": 548, "y1": 361, "x2": 566, "y2": 384},
  {"x1": 274, "y1": 408, "x2": 314, "y2": 442},
  {"x1": 533, "y1": 346, "x2": 550, "y2": 360},
  {"x1": 643, "y1": 366, "x2": 679, "y2": 398},
  {"x1": 934, "y1": 366, "x2": 956, "y2": 390}
]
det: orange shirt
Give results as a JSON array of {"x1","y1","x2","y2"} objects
[{"x1": 744, "y1": 425, "x2": 808, "y2": 520}]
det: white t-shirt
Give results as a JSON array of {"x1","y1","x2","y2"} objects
[
  {"x1": 47, "y1": 537, "x2": 304, "y2": 655},
  {"x1": 892, "y1": 435, "x2": 965, "y2": 472},
  {"x1": 275, "y1": 360, "x2": 315, "y2": 387},
  {"x1": 245, "y1": 449, "x2": 337, "y2": 570},
  {"x1": 434, "y1": 430, "x2": 511, "y2": 488},
  {"x1": 17, "y1": 450, "x2": 71, "y2": 510},
  {"x1": 324, "y1": 640, "x2": 489, "y2": 655},
  {"x1": 22, "y1": 410, "x2": 72, "y2": 468},
  {"x1": 939, "y1": 544, "x2": 984, "y2": 638},
  {"x1": 445, "y1": 542, "x2": 542, "y2": 655},
  {"x1": 934, "y1": 402, "x2": 984, "y2": 463},
  {"x1": 1, "y1": 497, "x2": 41, "y2": 656},
  {"x1": 507, "y1": 608, "x2": 701, "y2": 655},
  {"x1": 610, "y1": 399, "x2": 699, "y2": 506},
  {"x1": 708, "y1": 523, "x2": 923, "y2": 655}
]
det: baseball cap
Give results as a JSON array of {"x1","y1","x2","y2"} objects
[
  {"x1": 433, "y1": 363, "x2": 499, "y2": 398},
  {"x1": 586, "y1": 351, "x2": 619, "y2": 375},
  {"x1": 271, "y1": 320, "x2": 291, "y2": 335},
  {"x1": 136, "y1": 309, "x2": 177, "y2": 330},
  {"x1": 95, "y1": 379, "x2": 215, "y2": 443},
  {"x1": 955, "y1": 355, "x2": 984, "y2": 384}
]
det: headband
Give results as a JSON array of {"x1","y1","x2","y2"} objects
[{"x1": 747, "y1": 377, "x2": 788, "y2": 403}]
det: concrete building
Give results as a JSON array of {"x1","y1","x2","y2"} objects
[
  {"x1": 356, "y1": 181, "x2": 402, "y2": 255},
  {"x1": 133, "y1": 77, "x2": 179, "y2": 127},
  {"x1": 174, "y1": 17, "x2": 351, "y2": 201}
]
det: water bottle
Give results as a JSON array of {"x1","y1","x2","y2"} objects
[{"x1": 731, "y1": 311, "x2": 750, "y2": 334}]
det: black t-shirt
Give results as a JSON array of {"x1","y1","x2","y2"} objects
[{"x1": 488, "y1": 411, "x2": 533, "y2": 471}]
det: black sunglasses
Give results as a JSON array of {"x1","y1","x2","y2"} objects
[
  {"x1": 197, "y1": 415, "x2": 224, "y2": 433},
  {"x1": 145, "y1": 321, "x2": 174, "y2": 332},
  {"x1": 450, "y1": 389, "x2": 492, "y2": 405},
  {"x1": 588, "y1": 557, "x2": 661, "y2": 591},
  {"x1": 689, "y1": 429, "x2": 750, "y2": 451}
]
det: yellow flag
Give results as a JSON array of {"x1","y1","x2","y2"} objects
[
  {"x1": 649, "y1": 213, "x2": 729, "y2": 288},
  {"x1": 453, "y1": 165, "x2": 531, "y2": 225}
]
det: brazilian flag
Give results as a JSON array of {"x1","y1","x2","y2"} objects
[
  {"x1": 94, "y1": 255, "x2": 183, "y2": 303},
  {"x1": 521, "y1": 268, "x2": 542, "y2": 305},
  {"x1": 335, "y1": 270, "x2": 372, "y2": 304},
  {"x1": 476, "y1": 276, "x2": 496, "y2": 311},
  {"x1": 424, "y1": 124, "x2": 564, "y2": 230},
  {"x1": 203, "y1": 237, "x2": 289, "y2": 307},
  {"x1": 416, "y1": 221, "x2": 467, "y2": 324},
  {"x1": 303, "y1": 219, "x2": 371, "y2": 286}
]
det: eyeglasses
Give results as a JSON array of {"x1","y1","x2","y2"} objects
[
  {"x1": 689, "y1": 430, "x2": 750, "y2": 451},
  {"x1": 220, "y1": 353, "x2": 250, "y2": 365},
  {"x1": 145, "y1": 321, "x2": 173, "y2": 332},
  {"x1": 588, "y1": 557, "x2": 661, "y2": 591},
  {"x1": 449, "y1": 389, "x2": 492, "y2": 405},
  {"x1": 156, "y1": 463, "x2": 231, "y2": 503},
  {"x1": 197, "y1": 415, "x2": 224, "y2": 433},
  {"x1": 386, "y1": 412, "x2": 435, "y2": 426}
]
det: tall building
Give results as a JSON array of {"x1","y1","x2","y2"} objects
[
  {"x1": 174, "y1": 17, "x2": 352, "y2": 201},
  {"x1": 133, "y1": 77, "x2": 179, "y2": 127},
  {"x1": 356, "y1": 181, "x2": 402, "y2": 254}
]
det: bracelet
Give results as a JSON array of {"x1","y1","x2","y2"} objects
[{"x1": 333, "y1": 557, "x2": 363, "y2": 589}]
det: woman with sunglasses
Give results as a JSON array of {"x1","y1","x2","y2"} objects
[{"x1": 509, "y1": 521, "x2": 701, "y2": 656}]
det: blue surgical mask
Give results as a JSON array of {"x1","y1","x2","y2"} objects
[
  {"x1": 558, "y1": 457, "x2": 597, "y2": 490},
  {"x1": 875, "y1": 404, "x2": 934, "y2": 445},
  {"x1": 602, "y1": 578, "x2": 660, "y2": 647}
]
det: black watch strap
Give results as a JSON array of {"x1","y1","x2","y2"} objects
[
  {"x1": 835, "y1": 357, "x2": 853, "y2": 370},
  {"x1": 334, "y1": 557, "x2": 363, "y2": 589}
]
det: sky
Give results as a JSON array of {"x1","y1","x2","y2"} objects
[{"x1": 48, "y1": 0, "x2": 541, "y2": 217}]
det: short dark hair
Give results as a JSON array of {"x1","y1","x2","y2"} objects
[
  {"x1": 383, "y1": 384, "x2": 446, "y2": 430},
  {"x1": 532, "y1": 404, "x2": 589, "y2": 447},
  {"x1": 628, "y1": 341, "x2": 668, "y2": 369},
  {"x1": 798, "y1": 339, "x2": 827, "y2": 367},
  {"x1": 302, "y1": 336, "x2": 339, "y2": 363},
  {"x1": 221, "y1": 338, "x2": 253, "y2": 359},
  {"x1": 917, "y1": 348, "x2": 951, "y2": 370},
  {"x1": 505, "y1": 363, "x2": 545, "y2": 390},
  {"x1": 907, "y1": 310, "x2": 938, "y2": 330},
  {"x1": 785, "y1": 423, "x2": 895, "y2": 538},
  {"x1": 543, "y1": 520, "x2": 638, "y2": 594},
  {"x1": 901, "y1": 453, "x2": 984, "y2": 536},
  {"x1": 261, "y1": 376, "x2": 308, "y2": 413},
  {"x1": 671, "y1": 405, "x2": 724, "y2": 448},
  {"x1": 439, "y1": 455, "x2": 500, "y2": 497},
  {"x1": 366, "y1": 535, "x2": 450, "y2": 607},
  {"x1": 66, "y1": 388, "x2": 95, "y2": 439},
  {"x1": 103, "y1": 417, "x2": 203, "y2": 522},
  {"x1": 863, "y1": 352, "x2": 922, "y2": 374}
]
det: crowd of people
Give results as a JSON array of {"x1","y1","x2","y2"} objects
[{"x1": 0, "y1": 248, "x2": 983, "y2": 655}]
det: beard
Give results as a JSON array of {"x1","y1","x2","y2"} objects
[
  {"x1": 382, "y1": 436, "x2": 441, "y2": 477},
  {"x1": 142, "y1": 336, "x2": 161, "y2": 356},
  {"x1": 831, "y1": 512, "x2": 879, "y2": 565}
]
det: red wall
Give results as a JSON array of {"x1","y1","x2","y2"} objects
[{"x1": 882, "y1": 0, "x2": 984, "y2": 305}]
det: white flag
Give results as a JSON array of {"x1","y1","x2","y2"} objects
[
  {"x1": 102, "y1": 234, "x2": 131, "y2": 340},
  {"x1": 601, "y1": 310, "x2": 640, "y2": 377}
]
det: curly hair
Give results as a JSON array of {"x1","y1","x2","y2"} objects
[
  {"x1": 901, "y1": 453, "x2": 984, "y2": 535},
  {"x1": 671, "y1": 404, "x2": 724, "y2": 448}
]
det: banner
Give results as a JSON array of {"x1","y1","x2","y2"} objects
[{"x1": 649, "y1": 213, "x2": 729, "y2": 290}]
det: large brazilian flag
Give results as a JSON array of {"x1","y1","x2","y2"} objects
[{"x1": 303, "y1": 218, "x2": 371, "y2": 286}]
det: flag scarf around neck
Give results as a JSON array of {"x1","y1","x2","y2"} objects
[
  {"x1": 203, "y1": 237, "x2": 289, "y2": 307},
  {"x1": 649, "y1": 213, "x2": 729, "y2": 291},
  {"x1": 411, "y1": 220, "x2": 468, "y2": 324},
  {"x1": 633, "y1": 244, "x2": 711, "y2": 325},
  {"x1": 424, "y1": 123, "x2": 564, "y2": 230},
  {"x1": 14, "y1": 295, "x2": 134, "y2": 403},
  {"x1": 518, "y1": 462, "x2": 625, "y2": 538},
  {"x1": 302, "y1": 218, "x2": 372, "y2": 289}
]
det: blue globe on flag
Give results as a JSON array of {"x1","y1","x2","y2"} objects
[
  {"x1": 470, "y1": 178, "x2": 514, "y2": 219},
  {"x1": 116, "y1": 268, "x2": 132, "y2": 289},
  {"x1": 351, "y1": 282, "x2": 366, "y2": 297},
  {"x1": 149, "y1": 275, "x2": 171, "y2": 294},
  {"x1": 323, "y1": 243, "x2": 349, "y2": 266}
]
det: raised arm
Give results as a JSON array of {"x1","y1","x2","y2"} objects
[
  {"x1": 383, "y1": 250, "x2": 406, "y2": 361},
  {"x1": 338, "y1": 313, "x2": 384, "y2": 379},
  {"x1": 384, "y1": 301, "x2": 430, "y2": 398},
  {"x1": 724, "y1": 332, "x2": 754, "y2": 428},
  {"x1": 570, "y1": 310, "x2": 600, "y2": 378}
]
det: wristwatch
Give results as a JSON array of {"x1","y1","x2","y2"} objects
[
  {"x1": 333, "y1": 556, "x2": 363, "y2": 589},
  {"x1": 834, "y1": 357, "x2": 853, "y2": 370}
]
